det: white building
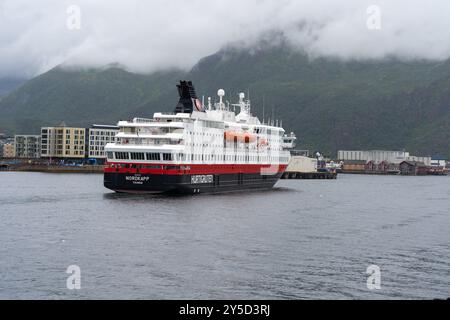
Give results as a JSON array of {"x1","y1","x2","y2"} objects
[
  {"x1": 14, "y1": 135, "x2": 41, "y2": 158},
  {"x1": 286, "y1": 156, "x2": 317, "y2": 173},
  {"x1": 431, "y1": 157, "x2": 447, "y2": 168},
  {"x1": 88, "y1": 124, "x2": 119, "y2": 160},
  {"x1": 337, "y1": 150, "x2": 431, "y2": 166}
]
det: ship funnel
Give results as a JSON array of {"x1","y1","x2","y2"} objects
[{"x1": 174, "y1": 81, "x2": 204, "y2": 113}]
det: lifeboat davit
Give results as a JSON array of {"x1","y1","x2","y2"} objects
[{"x1": 224, "y1": 131, "x2": 256, "y2": 143}]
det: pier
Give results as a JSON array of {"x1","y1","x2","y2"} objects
[
  {"x1": 6, "y1": 164, "x2": 105, "y2": 173},
  {"x1": 281, "y1": 171, "x2": 337, "y2": 180},
  {"x1": 282, "y1": 154, "x2": 338, "y2": 179}
]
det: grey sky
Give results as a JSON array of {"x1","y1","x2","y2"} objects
[{"x1": 1, "y1": 0, "x2": 450, "y2": 78}]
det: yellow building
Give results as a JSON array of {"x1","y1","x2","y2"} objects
[
  {"x1": 1, "y1": 143, "x2": 15, "y2": 158},
  {"x1": 41, "y1": 124, "x2": 86, "y2": 158}
]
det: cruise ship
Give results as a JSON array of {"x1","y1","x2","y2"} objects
[{"x1": 104, "y1": 81, "x2": 294, "y2": 194}]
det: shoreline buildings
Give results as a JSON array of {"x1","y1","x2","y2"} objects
[
  {"x1": 36, "y1": 123, "x2": 119, "y2": 162},
  {"x1": 1, "y1": 143, "x2": 15, "y2": 158},
  {"x1": 337, "y1": 150, "x2": 436, "y2": 175},
  {"x1": 2, "y1": 122, "x2": 119, "y2": 162},
  {"x1": 14, "y1": 135, "x2": 41, "y2": 158},
  {"x1": 87, "y1": 124, "x2": 119, "y2": 163},
  {"x1": 0, "y1": 134, "x2": 14, "y2": 158},
  {"x1": 41, "y1": 124, "x2": 86, "y2": 159},
  {"x1": 337, "y1": 150, "x2": 431, "y2": 166}
]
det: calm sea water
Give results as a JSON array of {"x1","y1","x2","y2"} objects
[{"x1": 0, "y1": 172, "x2": 449, "y2": 299}]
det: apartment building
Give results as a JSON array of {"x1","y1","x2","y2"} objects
[
  {"x1": 87, "y1": 124, "x2": 119, "y2": 161},
  {"x1": 14, "y1": 135, "x2": 41, "y2": 158},
  {"x1": 1, "y1": 143, "x2": 15, "y2": 158},
  {"x1": 41, "y1": 124, "x2": 86, "y2": 158}
]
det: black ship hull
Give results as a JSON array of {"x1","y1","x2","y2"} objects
[{"x1": 104, "y1": 172, "x2": 284, "y2": 195}]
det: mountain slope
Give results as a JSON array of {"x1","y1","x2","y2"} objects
[
  {"x1": 1, "y1": 46, "x2": 450, "y2": 157},
  {"x1": 186, "y1": 47, "x2": 450, "y2": 157},
  {"x1": 0, "y1": 77, "x2": 27, "y2": 97},
  {"x1": 0, "y1": 66, "x2": 185, "y2": 133}
]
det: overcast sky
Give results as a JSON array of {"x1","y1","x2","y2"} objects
[{"x1": 1, "y1": 0, "x2": 450, "y2": 78}]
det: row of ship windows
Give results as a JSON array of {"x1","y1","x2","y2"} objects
[
  {"x1": 186, "y1": 132, "x2": 283, "y2": 139},
  {"x1": 188, "y1": 131, "x2": 222, "y2": 136},
  {"x1": 113, "y1": 152, "x2": 171, "y2": 161},
  {"x1": 148, "y1": 120, "x2": 283, "y2": 133},
  {"x1": 90, "y1": 141, "x2": 113, "y2": 146},
  {"x1": 109, "y1": 152, "x2": 288, "y2": 163},
  {"x1": 199, "y1": 121, "x2": 224, "y2": 129}
]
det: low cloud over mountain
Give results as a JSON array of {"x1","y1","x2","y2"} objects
[{"x1": 1, "y1": 0, "x2": 450, "y2": 78}]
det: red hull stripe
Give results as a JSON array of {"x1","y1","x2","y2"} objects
[{"x1": 104, "y1": 163, "x2": 288, "y2": 175}]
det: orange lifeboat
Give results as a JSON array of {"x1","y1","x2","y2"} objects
[
  {"x1": 224, "y1": 131, "x2": 237, "y2": 142},
  {"x1": 224, "y1": 131, "x2": 256, "y2": 143},
  {"x1": 243, "y1": 132, "x2": 257, "y2": 143}
]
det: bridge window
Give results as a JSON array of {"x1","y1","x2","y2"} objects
[
  {"x1": 146, "y1": 153, "x2": 160, "y2": 161},
  {"x1": 115, "y1": 152, "x2": 129, "y2": 160},
  {"x1": 130, "y1": 152, "x2": 145, "y2": 160}
]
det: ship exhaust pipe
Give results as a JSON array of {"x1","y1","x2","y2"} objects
[{"x1": 174, "y1": 80, "x2": 204, "y2": 113}]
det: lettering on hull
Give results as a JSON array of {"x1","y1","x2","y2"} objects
[
  {"x1": 191, "y1": 175, "x2": 214, "y2": 184},
  {"x1": 126, "y1": 175, "x2": 150, "y2": 185}
]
